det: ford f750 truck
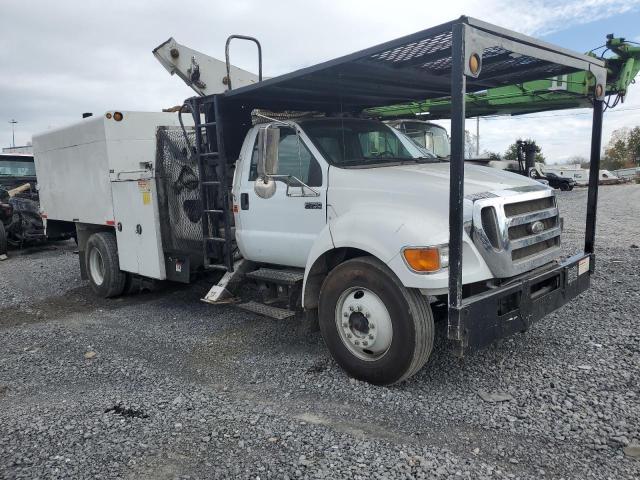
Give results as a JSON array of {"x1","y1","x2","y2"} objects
[{"x1": 34, "y1": 17, "x2": 607, "y2": 384}]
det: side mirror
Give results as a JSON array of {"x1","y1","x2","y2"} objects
[
  {"x1": 254, "y1": 126, "x2": 280, "y2": 199},
  {"x1": 257, "y1": 127, "x2": 280, "y2": 177}
]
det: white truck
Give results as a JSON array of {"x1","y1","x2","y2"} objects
[{"x1": 33, "y1": 17, "x2": 606, "y2": 385}]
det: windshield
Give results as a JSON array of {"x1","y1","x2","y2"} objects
[
  {"x1": 394, "y1": 122, "x2": 451, "y2": 158},
  {"x1": 300, "y1": 118, "x2": 434, "y2": 167},
  {"x1": 0, "y1": 160, "x2": 36, "y2": 176}
]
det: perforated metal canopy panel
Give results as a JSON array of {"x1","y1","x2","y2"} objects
[{"x1": 218, "y1": 16, "x2": 606, "y2": 113}]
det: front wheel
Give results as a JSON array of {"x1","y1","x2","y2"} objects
[
  {"x1": 559, "y1": 183, "x2": 570, "y2": 191},
  {"x1": 85, "y1": 232, "x2": 126, "y2": 298},
  {"x1": 318, "y1": 256, "x2": 434, "y2": 385}
]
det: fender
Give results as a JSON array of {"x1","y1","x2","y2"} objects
[
  {"x1": 303, "y1": 205, "x2": 443, "y2": 308},
  {"x1": 302, "y1": 204, "x2": 494, "y2": 307}
]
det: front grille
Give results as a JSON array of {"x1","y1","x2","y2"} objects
[
  {"x1": 504, "y1": 197, "x2": 554, "y2": 216},
  {"x1": 472, "y1": 189, "x2": 561, "y2": 278}
]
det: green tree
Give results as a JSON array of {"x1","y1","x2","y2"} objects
[
  {"x1": 504, "y1": 139, "x2": 546, "y2": 164},
  {"x1": 602, "y1": 126, "x2": 640, "y2": 170}
]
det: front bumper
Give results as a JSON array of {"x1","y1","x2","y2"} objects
[{"x1": 447, "y1": 252, "x2": 593, "y2": 355}]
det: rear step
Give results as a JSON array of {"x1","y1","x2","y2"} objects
[{"x1": 237, "y1": 301, "x2": 296, "y2": 320}]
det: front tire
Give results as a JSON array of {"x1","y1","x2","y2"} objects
[
  {"x1": 318, "y1": 256, "x2": 434, "y2": 385},
  {"x1": 85, "y1": 232, "x2": 126, "y2": 298},
  {"x1": 560, "y1": 183, "x2": 570, "y2": 191}
]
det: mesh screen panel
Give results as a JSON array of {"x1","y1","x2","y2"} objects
[{"x1": 156, "y1": 126, "x2": 203, "y2": 255}]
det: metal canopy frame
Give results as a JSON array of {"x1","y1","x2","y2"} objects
[{"x1": 197, "y1": 16, "x2": 607, "y2": 340}]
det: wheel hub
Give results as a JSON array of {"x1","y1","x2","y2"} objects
[
  {"x1": 348, "y1": 311, "x2": 369, "y2": 336},
  {"x1": 336, "y1": 287, "x2": 392, "y2": 361}
]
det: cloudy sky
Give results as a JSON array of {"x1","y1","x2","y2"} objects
[{"x1": 2, "y1": 0, "x2": 640, "y2": 163}]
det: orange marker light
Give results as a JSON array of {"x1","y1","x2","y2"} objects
[
  {"x1": 403, "y1": 248, "x2": 441, "y2": 272},
  {"x1": 113, "y1": 111, "x2": 124, "y2": 121},
  {"x1": 469, "y1": 53, "x2": 481, "y2": 75},
  {"x1": 595, "y1": 84, "x2": 604, "y2": 97}
]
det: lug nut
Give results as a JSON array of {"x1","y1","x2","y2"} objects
[
  {"x1": 368, "y1": 334, "x2": 374, "y2": 340},
  {"x1": 365, "y1": 312, "x2": 370, "y2": 318},
  {"x1": 356, "y1": 305, "x2": 362, "y2": 312},
  {"x1": 349, "y1": 306, "x2": 354, "y2": 312},
  {"x1": 343, "y1": 312, "x2": 349, "y2": 317},
  {"x1": 362, "y1": 341, "x2": 368, "y2": 346},
  {"x1": 354, "y1": 340, "x2": 360, "y2": 346},
  {"x1": 347, "y1": 333, "x2": 352, "y2": 338},
  {"x1": 369, "y1": 324, "x2": 375, "y2": 329}
]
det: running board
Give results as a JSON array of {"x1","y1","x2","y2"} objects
[{"x1": 237, "y1": 301, "x2": 296, "y2": 320}]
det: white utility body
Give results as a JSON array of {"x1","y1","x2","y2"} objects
[{"x1": 33, "y1": 112, "x2": 194, "y2": 281}]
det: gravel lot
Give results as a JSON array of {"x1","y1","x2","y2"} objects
[{"x1": 1, "y1": 184, "x2": 639, "y2": 479}]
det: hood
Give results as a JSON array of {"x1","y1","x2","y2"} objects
[
  {"x1": 327, "y1": 162, "x2": 551, "y2": 233},
  {"x1": 329, "y1": 162, "x2": 545, "y2": 197}
]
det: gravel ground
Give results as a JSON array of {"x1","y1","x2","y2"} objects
[{"x1": 0, "y1": 184, "x2": 639, "y2": 479}]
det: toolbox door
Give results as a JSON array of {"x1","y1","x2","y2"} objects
[{"x1": 111, "y1": 178, "x2": 166, "y2": 280}]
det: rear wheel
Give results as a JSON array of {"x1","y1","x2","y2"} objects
[
  {"x1": 560, "y1": 183, "x2": 570, "y2": 191},
  {"x1": 0, "y1": 222, "x2": 7, "y2": 255},
  {"x1": 85, "y1": 232, "x2": 126, "y2": 298},
  {"x1": 318, "y1": 256, "x2": 434, "y2": 385}
]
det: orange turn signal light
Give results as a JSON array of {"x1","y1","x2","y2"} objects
[{"x1": 403, "y1": 248, "x2": 440, "y2": 272}]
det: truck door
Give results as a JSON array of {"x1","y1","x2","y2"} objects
[{"x1": 235, "y1": 126, "x2": 327, "y2": 268}]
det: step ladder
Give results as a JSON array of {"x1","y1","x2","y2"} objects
[{"x1": 187, "y1": 95, "x2": 234, "y2": 272}]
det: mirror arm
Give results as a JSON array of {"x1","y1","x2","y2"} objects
[{"x1": 269, "y1": 174, "x2": 320, "y2": 196}]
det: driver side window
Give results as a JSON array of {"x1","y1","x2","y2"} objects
[{"x1": 249, "y1": 128, "x2": 322, "y2": 187}]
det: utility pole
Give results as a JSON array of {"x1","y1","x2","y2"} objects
[
  {"x1": 9, "y1": 119, "x2": 17, "y2": 148},
  {"x1": 476, "y1": 117, "x2": 480, "y2": 157}
]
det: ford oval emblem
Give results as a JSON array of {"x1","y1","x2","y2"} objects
[{"x1": 529, "y1": 220, "x2": 545, "y2": 234}]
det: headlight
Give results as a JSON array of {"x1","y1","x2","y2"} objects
[{"x1": 403, "y1": 245, "x2": 448, "y2": 273}]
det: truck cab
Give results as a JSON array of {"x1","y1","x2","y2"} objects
[{"x1": 235, "y1": 117, "x2": 560, "y2": 293}]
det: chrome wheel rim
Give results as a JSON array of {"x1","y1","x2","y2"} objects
[{"x1": 335, "y1": 286, "x2": 393, "y2": 361}]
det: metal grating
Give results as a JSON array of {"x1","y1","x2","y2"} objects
[
  {"x1": 370, "y1": 30, "x2": 452, "y2": 64},
  {"x1": 245, "y1": 268, "x2": 305, "y2": 286},
  {"x1": 155, "y1": 126, "x2": 203, "y2": 255},
  {"x1": 237, "y1": 301, "x2": 296, "y2": 320},
  {"x1": 217, "y1": 16, "x2": 605, "y2": 113}
]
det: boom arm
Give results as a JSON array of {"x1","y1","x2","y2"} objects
[
  {"x1": 153, "y1": 37, "x2": 260, "y2": 96},
  {"x1": 369, "y1": 35, "x2": 640, "y2": 119}
]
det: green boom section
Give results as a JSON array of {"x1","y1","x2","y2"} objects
[{"x1": 369, "y1": 37, "x2": 640, "y2": 120}]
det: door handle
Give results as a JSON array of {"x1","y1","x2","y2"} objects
[{"x1": 241, "y1": 193, "x2": 249, "y2": 210}]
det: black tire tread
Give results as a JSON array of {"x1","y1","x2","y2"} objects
[
  {"x1": 319, "y1": 256, "x2": 434, "y2": 385},
  {"x1": 86, "y1": 232, "x2": 126, "y2": 298},
  {"x1": 356, "y1": 257, "x2": 434, "y2": 384}
]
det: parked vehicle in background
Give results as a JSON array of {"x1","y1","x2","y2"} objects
[
  {"x1": 0, "y1": 154, "x2": 46, "y2": 249},
  {"x1": 535, "y1": 171, "x2": 576, "y2": 190},
  {"x1": 384, "y1": 120, "x2": 451, "y2": 158}
]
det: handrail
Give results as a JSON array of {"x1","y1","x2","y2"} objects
[{"x1": 225, "y1": 35, "x2": 262, "y2": 90}]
